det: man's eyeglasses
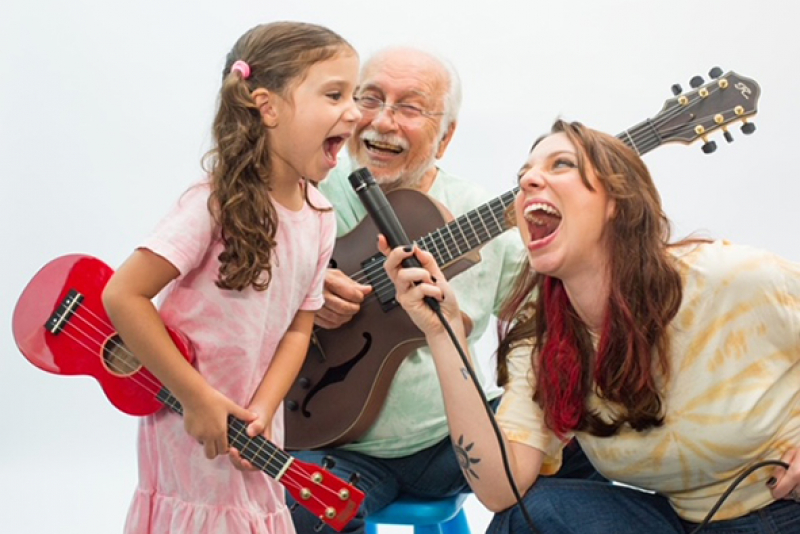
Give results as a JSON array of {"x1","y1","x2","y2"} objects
[{"x1": 354, "y1": 95, "x2": 444, "y2": 122}]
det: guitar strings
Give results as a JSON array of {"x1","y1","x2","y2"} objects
[
  {"x1": 50, "y1": 303, "x2": 356, "y2": 519},
  {"x1": 341, "y1": 88, "x2": 743, "y2": 308}
]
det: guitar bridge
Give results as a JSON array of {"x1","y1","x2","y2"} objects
[
  {"x1": 45, "y1": 289, "x2": 84, "y2": 335},
  {"x1": 362, "y1": 254, "x2": 398, "y2": 312}
]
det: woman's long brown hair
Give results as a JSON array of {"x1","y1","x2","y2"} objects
[
  {"x1": 497, "y1": 120, "x2": 686, "y2": 437},
  {"x1": 202, "y1": 22, "x2": 353, "y2": 291}
]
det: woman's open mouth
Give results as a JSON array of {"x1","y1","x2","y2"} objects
[{"x1": 524, "y1": 202, "x2": 562, "y2": 243}]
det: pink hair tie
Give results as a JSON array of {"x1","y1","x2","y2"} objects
[{"x1": 231, "y1": 60, "x2": 251, "y2": 80}]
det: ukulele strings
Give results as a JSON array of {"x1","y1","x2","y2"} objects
[
  {"x1": 344, "y1": 82, "x2": 740, "y2": 310},
  {"x1": 53, "y1": 303, "x2": 353, "y2": 513}
]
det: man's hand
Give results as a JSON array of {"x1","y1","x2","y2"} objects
[{"x1": 315, "y1": 269, "x2": 373, "y2": 329}]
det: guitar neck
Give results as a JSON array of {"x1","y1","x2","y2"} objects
[
  {"x1": 156, "y1": 388, "x2": 294, "y2": 480},
  {"x1": 415, "y1": 120, "x2": 662, "y2": 265},
  {"x1": 416, "y1": 188, "x2": 518, "y2": 267}
]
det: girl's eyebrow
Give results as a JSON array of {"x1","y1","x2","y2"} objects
[{"x1": 322, "y1": 77, "x2": 352, "y2": 87}]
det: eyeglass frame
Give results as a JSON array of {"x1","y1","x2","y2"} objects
[{"x1": 353, "y1": 95, "x2": 445, "y2": 122}]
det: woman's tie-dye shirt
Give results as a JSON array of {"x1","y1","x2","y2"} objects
[{"x1": 497, "y1": 240, "x2": 800, "y2": 522}]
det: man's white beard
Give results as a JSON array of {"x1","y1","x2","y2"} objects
[{"x1": 348, "y1": 147, "x2": 438, "y2": 193}]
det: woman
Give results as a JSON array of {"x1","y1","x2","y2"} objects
[{"x1": 380, "y1": 120, "x2": 800, "y2": 533}]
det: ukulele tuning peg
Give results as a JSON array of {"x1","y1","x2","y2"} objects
[
  {"x1": 348, "y1": 472, "x2": 362, "y2": 486},
  {"x1": 314, "y1": 520, "x2": 326, "y2": 532},
  {"x1": 289, "y1": 502, "x2": 299, "y2": 512},
  {"x1": 741, "y1": 121, "x2": 757, "y2": 135},
  {"x1": 690, "y1": 75, "x2": 705, "y2": 89},
  {"x1": 321, "y1": 455, "x2": 336, "y2": 470},
  {"x1": 708, "y1": 66, "x2": 724, "y2": 79},
  {"x1": 671, "y1": 83, "x2": 683, "y2": 96},
  {"x1": 701, "y1": 138, "x2": 718, "y2": 154}
]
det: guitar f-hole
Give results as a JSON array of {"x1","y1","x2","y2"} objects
[{"x1": 299, "y1": 332, "x2": 372, "y2": 418}]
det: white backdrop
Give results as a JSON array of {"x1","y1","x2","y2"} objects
[{"x1": 1, "y1": 1, "x2": 797, "y2": 533}]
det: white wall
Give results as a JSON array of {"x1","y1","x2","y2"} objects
[{"x1": 1, "y1": 1, "x2": 797, "y2": 532}]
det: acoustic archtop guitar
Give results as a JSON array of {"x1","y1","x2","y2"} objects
[
  {"x1": 12, "y1": 254, "x2": 364, "y2": 532},
  {"x1": 284, "y1": 69, "x2": 761, "y2": 450}
]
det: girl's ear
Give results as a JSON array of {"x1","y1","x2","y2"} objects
[
  {"x1": 251, "y1": 88, "x2": 279, "y2": 128},
  {"x1": 606, "y1": 198, "x2": 617, "y2": 221}
]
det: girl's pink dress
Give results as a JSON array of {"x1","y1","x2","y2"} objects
[{"x1": 124, "y1": 182, "x2": 336, "y2": 534}]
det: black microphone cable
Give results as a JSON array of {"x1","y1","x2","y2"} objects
[
  {"x1": 688, "y1": 459, "x2": 789, "y2": 533},
  {"x1": 428, "y1": 301, "x2": 541, "y2": 534},
  {"x1": 349, "y1": 167, "x2": 541, "y2": 534}
]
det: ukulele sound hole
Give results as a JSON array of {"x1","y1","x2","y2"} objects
[{"x1": 102, "y1": 334, "x2": 142, "y2": 377}]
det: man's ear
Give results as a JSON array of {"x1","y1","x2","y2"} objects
[
  {"x1": 252, "y1": 88, "x2": 279, "y2": 128},
  {"x1": 435, "y1": 120, "x2": 457, "y2": 159}
]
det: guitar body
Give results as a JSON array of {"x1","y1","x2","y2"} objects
[
  {"x1": 285, "y1": 190, "x2": 478, "y2": 450},
  {"x1": 12, "y1": 254, "x2": 193, "y2": 416},
  {"x1": 12, "y1": 254, "x2": 365, "y2": 531},
  {"x1": 285, "y1": 70, "x2": 762, "y2": 450}
]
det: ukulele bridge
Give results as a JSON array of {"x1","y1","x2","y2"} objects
[{"x1": 45, "y1": 289, "x2": 84, "y2": 334}]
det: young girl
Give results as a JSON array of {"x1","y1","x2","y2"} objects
[
  {"x1": 102, "y1": 21, "x2": 360, "y2": 533},
  {"x1": 382, "y1": 120, "x2": 800, "y2": 533}
]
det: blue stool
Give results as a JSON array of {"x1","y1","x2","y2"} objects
[{"x1": 365, "y1": 493, "x2": 471, "y2": 534}]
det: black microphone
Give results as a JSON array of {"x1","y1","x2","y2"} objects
[{"x1": 348, "y1": 167, "x2": 440, "y2": 311}]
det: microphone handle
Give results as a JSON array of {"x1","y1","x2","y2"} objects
[
  {"x1": 368, "y1": 204, "x2": 424, "y2": 269},
  {"x1": 358, "y1": 187, "x2": 439, "y2": 310}
]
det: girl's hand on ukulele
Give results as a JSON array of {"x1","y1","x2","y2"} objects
[
  {"x1": 228, "y1": 407, "x2": 273, "y2": 471},
  {"x1": 182, "y1": 387, "x2": 256, "y2": 460}
]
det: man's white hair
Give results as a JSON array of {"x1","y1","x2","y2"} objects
[{"x1": 362, "y1": 46, "x2": 462, "y2": 136}]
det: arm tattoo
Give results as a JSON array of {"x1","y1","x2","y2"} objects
[
  {"x1": 460, "y1": 367, "x2": 470, "y2": 380},
  {"x1": 454, "y1": 434, "x2": 481, "y2": 480}
]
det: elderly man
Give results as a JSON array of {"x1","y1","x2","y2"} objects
[{"x1": 288, "y1": 47, "x2": 526, "y2": 533}]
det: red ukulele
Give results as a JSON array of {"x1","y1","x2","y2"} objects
[{"x1": 12, "y1": 254, "x2": 364, "y2": 532}]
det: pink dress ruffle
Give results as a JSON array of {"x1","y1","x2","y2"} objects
[{"x1": 125, "y1": 487, "x2": 295, "y2": 534}]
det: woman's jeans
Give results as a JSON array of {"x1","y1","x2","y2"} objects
[{"x1": 488, "y1": 444, "x2": 800, "y2": 534}]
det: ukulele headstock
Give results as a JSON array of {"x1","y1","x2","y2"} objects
[{"x1": 283, "y1": 457, "x2": 364, "y2": 531}]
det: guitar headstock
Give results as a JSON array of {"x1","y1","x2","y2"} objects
[
  {"x1": 283, "y1": 457, "x2": 365, "y2": 532},
  {"x1": 650, "y1": 68, "x2": 760, "y2": 153}
]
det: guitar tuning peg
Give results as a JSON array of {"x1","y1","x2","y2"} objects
[
  {"x1": 671, "y1": 83, "x2": 683, "y2": 96},
  {"x1": 709, "y1": 66, "x2": 724, "y2": 79},
  {"x1": 286, "y1": 400, "x2": 299, "y2": 412},
  {"x1": 348, "y1": 472, "x2": 362, "y2": 486},
  {"x1": 722, "y1": 128, "x2": 734, "y2": 143},
  {"x1": 321, "y1": 455, "x2": 336, "y2": 470},
  {"x1": 741, "y1": 121, "x2": 756, "y2": 135},
  {"x1": 690, "y1": 75, "x2": 705, "y2": 89},
  {"x1": 701, "y1": 138, "x2": 718, "y2": 154}
]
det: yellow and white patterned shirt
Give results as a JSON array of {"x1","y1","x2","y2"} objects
[{"x1": 496, "y1": 240, "x2": 800, "y2": 522}]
